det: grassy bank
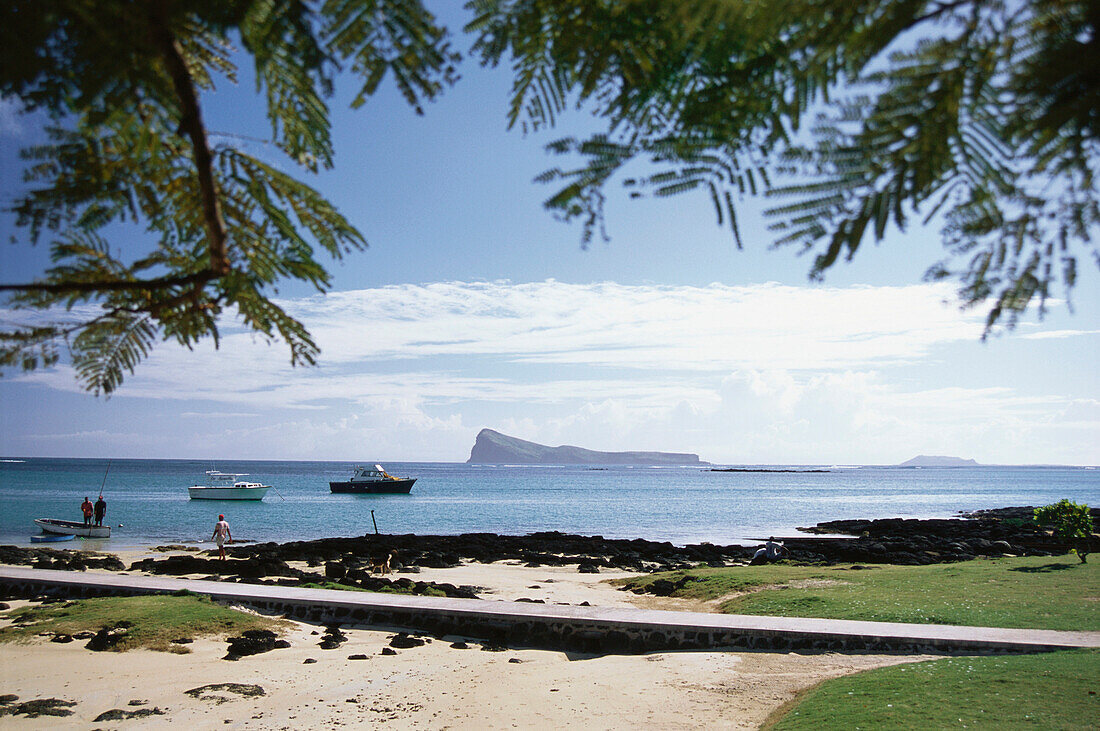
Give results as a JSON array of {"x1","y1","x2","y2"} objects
[
  {"x1": 764, "y1": 650, "x2": 1100, "y2": 730},
  {"x1": 0, "y1": 593, "x2": 286, "y2": 652},
  {"x1": 616, "y1": 555, "x2": 1099, "y2": 630}
]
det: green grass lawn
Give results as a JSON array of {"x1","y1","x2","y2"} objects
[
  {"x1": 764, "y1": 650, "x2": 1100, "y2": 730},
  {"x1": 0, "y1": 593, "x2": 287, "y2": 652},
  {"x1": 616, "y1": 555, "x2": 1099, "y2": 630}
]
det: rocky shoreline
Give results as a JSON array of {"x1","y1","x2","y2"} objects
[{"x1": 1, "y1": 507, "x2": 1089, "y2": 596}]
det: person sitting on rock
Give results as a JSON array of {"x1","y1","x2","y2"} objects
[{"x1": 751, "y1": 537, "x2": 789, "y2": 565}]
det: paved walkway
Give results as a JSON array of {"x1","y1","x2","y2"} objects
[{"x1": 2, "y1": 566, "x2": 1097, "y2": 654}]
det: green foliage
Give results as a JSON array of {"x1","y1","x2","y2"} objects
[
  {"x1": 620, "y1": 555, "x2": 1100, "y2": 630},
  {"x1": 765, "y1": 650, "x2": 1100, "y2": 730},
  {"x1": 0, "y1": 0, "x2": 456, "y2": 394},
  {"x1": 472, "y1": 0, "x2": 1100, "y2": 333},
  {"x1": 0, "y1": 594, "x2": 287, "y2": 651},
  {"x1": 1035, "y1": 499, "x2": 1094, "y2": 563},
  {"x1": 4, "y1": 1, "x2": 1098, "y2": 393}
]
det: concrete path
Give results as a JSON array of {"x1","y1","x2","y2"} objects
[{"x1": 2, "y1": 566, "x2": 1098, "y2": 654}]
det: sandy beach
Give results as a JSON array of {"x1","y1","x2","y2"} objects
[{"x1": 0, "y1": 549, "x2": 932, "y2": 729}]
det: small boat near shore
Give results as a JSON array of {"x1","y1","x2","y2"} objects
[
  {"x1": 330, "y1": 464, "x2": 416, "y2": 494},
  {"x1": 34, "y1": 518, "x2": 111, "y2": 538},
  {"x1": 188, "y1": 470, "x2": 271, "y2": 501},
  {"x1": 31, "y1": 532, "x2": 76, "y2": 543}
]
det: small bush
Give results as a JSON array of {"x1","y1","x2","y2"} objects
[{"x1": 1035, "y1": 499, "x2": 1093, "y2": 563}]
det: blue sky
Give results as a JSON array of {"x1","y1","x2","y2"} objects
[{"x1": 1, "y1": 11, "x2": 1098, "y2": 465}]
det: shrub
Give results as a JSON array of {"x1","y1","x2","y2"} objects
[{"x1": 1034, "y1": 500, "x2": 1093, "y2": 563}]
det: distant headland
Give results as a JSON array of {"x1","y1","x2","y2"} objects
[
  {"x1": 467, "y1": 428, "x2": 706, "y2": 465},
  {"x1": 898, "y1": 455, "x2": 979, "y2": 467}
]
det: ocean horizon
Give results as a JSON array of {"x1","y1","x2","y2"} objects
[{"x1": 3, "y1": 458, "x2": 1097, "y2": 550}]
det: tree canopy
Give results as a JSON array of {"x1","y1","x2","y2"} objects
[
  {"x1": 471, "y1": 0, "x2": 1099, "y2": 330},
  {"x1": 2, "y1": 0, "x2": 1097, "y2": 394}
]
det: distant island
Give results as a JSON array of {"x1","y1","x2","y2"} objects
[
  {"x1": 898, "y1": 455, "x2": 979, "y2": 467},
  {"x1": 710, "y1": 467, "x2": 831, "y2": 473},
  {"x1": 467, "y1": 428, "x2": 706, "y2": 465}
]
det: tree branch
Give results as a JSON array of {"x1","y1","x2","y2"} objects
[
  {"x1": 147, "y1": 1, "x2": 230, "y2": 276},
  {"x1": 0, "y1": 269, "x2": 215, "y2": 295}
]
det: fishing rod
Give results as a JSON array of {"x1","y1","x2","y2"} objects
[{"x1": 99, "y1": 459, "x2": 112, "y2": 494}]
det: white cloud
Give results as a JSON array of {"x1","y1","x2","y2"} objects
[
  {"x1": 292, "y1": 280, "x2": 985, "y2": 371},
  {"x1": 5, "y1": 280, "x2": 988, "y2": 408},
  {"x1": 1018, "y1": 329, "x2": 1100, "y2": 340},
  {"x1": 3, "y1": 280, "x2": 1095, "y2": 463}
]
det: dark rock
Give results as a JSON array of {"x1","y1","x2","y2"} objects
[
  {"x1": 176, "y1": 509, "x2": 1066, "y2": 580},
  {"x1": 389, "y1": 633, "x2": 425, "y2": 649},
  {"x1": 0, "y1": 602, "x2": 9, "y2": 610},
  {"x1": 347, "y1": 654, "x2": 369, "y2": 660},
  {"x1": 94, "y1": 707, "x2": 166, "y2": 721},
  {"x1": 508, "y1": 658, "x2": 523, "y2": 663},
  {"x1": 0, "y1": 698, "x2": 75, "y2": 718},
  {"x1": 0, "y1": 546, "x2": 124, "y2": 572},
  {"x1": 515, "y1": 597, "x2": 545, "y2": 603},
  {"x1": 380, "y1": 647, "x2": 397, "y2": 656},
  {"x1": 324, "y1": 561, "x2": 347, "y2": 580},
  {"x1": 576, "y1": 562, "x2": 600, "y2": 574},
  {"x1": 85, "y1": 624, "x2": 129, "y2": 651},
  {"x1": 171, "y1": 637, "x2": 193, "y2": 644},
  {"x1": 128, "y1": 699, "x2": 147, "y2": 706},
  {"x1": 481, "y1": 643, "x2": 506, "y2": 652},
  {"x1": 185, "y1": 684, "x2": 265, "y2": 703},
  {"x1": 50, "y1": 634, "x2": 73, "y2": 643},
  {"x1": 449, "y1": 641, "x2": 469, "y2": 649},
  {"x1": 130, "y1": 554, "x2": 302, "y2": 580},
  {"x1": 224, "y1": 629, "x2": 287, "y2": 660},
  {"x1": 303, "y1": 658, "x2": 317, "y2": 664},
  {"x1": 0, "y1": 695, "x2": 18, "y2": 705},
  {"x1": 318, "y1": 625, "x2": 348, "y2": 650}
]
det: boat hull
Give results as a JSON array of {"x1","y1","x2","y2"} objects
[
  {"x1": 330, "y1": 478, "x2": 415, "y2": 494},
  {"x1": 188, "y1": 486, "x2": 270, "y2": 500},
  {"x1": 31, "y1": 533, "x2": 76, "y2": 543},
  {"x1": 34, "y1": 518, "x2": 111, "y2": 538}
]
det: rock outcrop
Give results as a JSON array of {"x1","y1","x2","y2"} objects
[{"x1": 467, "y1": 428, "x2": 705, "y2": 465}]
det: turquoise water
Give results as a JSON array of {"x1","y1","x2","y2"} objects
[{"x1": 1, "y1": 458, "x2": 1097, "y2": 548}]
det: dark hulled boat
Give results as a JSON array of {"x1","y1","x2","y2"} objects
[{"x1": 329, "y1": 464, "x2": 416, "y2": 494}]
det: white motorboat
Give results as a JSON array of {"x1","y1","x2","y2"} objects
[
  {"x1": 188, "y1": 470, "x2": 271, "y2": 500},
  {"x1": 34, "y1": 518, "x2": 111, "y2": 538}
]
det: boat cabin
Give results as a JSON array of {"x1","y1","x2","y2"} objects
[{"x1": 350, "y1": 465, "x2": 398, "y2": 482}]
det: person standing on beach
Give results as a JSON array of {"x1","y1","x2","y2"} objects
[
  {"x1": 80, "y1": 497, "x2": 94, "y2": 526},
  {"x1": 212, "y1": 514, "x2": 232, "y2": 560},
  {"x1": 93, "y1": 495, "x2": 106, "y2": 527}
]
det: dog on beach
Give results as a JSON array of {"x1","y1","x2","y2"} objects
[{"x1": 368, "y1": 552, "x2": 392, "y2": 575}]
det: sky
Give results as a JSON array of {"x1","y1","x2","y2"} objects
[{"x1": 1, "y1": 8, "x2": 1098, "y2": 466}]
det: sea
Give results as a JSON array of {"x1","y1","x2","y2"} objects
[{"x1": 1, "y1": 458, "x2": 1097, "y2": 549}]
